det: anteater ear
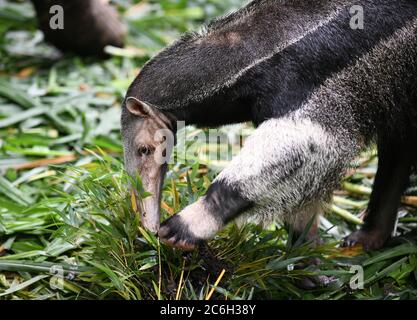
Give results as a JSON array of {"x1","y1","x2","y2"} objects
[{"x1": 126, "y1": 97, "x2": 153, "y2": 118}]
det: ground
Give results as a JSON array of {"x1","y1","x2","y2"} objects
[{"x1": 0, "y1": 0, "x2": 417, "y2": 300}]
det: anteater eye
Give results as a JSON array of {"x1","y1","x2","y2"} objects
[{"x1": 138, "y1": 146, "x2": 151, "y2": 156}]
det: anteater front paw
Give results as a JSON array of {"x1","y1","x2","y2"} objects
[
  {"x1": 158, "y1": 215, "x2": 203, "y2": 251},
  {"x1": 159, "y1": 198, "x2": 222, "y2": 251},
  {"x1": 342, "y1": 229, "x2": 388, "y2": 251}
]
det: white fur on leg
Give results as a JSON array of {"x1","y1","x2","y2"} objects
[
  {"x1": 178, "y1": 197, "x2": 223, "y2": 240},
  {"x1": 216, "y1": 116, "x2": 357, "y2": 227}
]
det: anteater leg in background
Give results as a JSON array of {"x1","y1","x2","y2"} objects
[
  {"x1": 286, "y1": 202, "x2": 335, "y2": 289},
  {"x1": 287, "y1": 220, "x2": 319, "y2": 247},
  {"x1": 30, "y1": 0, "x2": 126, "y2": 57},
  {"x1": 343, "y1": 137, "x2": 412, "y2": 251},
  {"x1": 285, "y1": 201, "x2": 326, "y2": 248}
]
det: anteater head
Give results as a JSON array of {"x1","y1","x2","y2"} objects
[{"x1": 121, "y1": 97, "x2": 176, "y2": 233}]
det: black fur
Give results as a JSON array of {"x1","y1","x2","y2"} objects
[
  {"x1": 159, "y1": 215, "x2": 204, "y2": 248},
  {"x1": 205, "y1": 181, "x2": 253, "y2": 224}
]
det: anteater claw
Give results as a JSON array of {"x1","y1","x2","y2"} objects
[
  {"x1": 158, "y1": 215, "x2": 202, "y2": 251},
  {"x1": 342, "y1": 230, "x2": 388, "y2": 251}
]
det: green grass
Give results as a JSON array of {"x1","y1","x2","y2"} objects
[{"x1": 1, "y1": 0, "x2": 417, "y2": 300}]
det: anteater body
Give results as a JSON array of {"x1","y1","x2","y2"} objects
[{"x1": 121, "y1": 0, "x2": 417, "y2": 251}]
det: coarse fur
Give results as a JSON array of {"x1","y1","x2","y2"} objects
[
  {"x1": 215, "y1": 118, "x2": 357, "y2": 229},
  {"x1": 121, "y1": 0, "x2": 417, "y2": 252}
]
